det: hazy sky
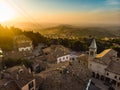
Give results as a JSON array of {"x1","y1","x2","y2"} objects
[{"x1": 1, "y1": 0, "x2": 120, "y2": 25}]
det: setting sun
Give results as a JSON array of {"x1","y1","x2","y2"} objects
[{"x1": 0, "y1": 1, "x2": 16, "y2": 22}]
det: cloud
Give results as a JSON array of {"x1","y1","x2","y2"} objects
[{"x1": 106, "y1": 0, "x2": 120, "y2": 5}]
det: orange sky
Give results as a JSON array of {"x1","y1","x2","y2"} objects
[{"x1": 0, "y1": 0, "x2": 120, "y2": 26}]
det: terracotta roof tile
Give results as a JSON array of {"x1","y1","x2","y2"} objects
[
  {"x1": 5, "y1": 66, "x2": 34, "y2": 88},
  {"x1": 105, "y1": 60, "x2": 120, "y2": 75}
]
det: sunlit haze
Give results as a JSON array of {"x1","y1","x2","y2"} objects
[
  {"x1": 1, "y1": 0, "x2": 120, "y2": 26},
  {"x1": 0, "y1": 0, "x2": 17, "y2": 22}
]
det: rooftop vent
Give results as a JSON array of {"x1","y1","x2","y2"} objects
[{"x1": 18, "y1": 68, "x2": 23, "y2": 74}]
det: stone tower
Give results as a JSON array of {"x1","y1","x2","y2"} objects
[{"x1": 89, "y1": 39, "x2": 97, "y2": 58}]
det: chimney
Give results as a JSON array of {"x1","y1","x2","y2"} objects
[
  {"x1": 0, "y1": 71, "x2": 4, "y2": 79},
  {"x1": 28, "y1": 68, "x2": 31, "y2": 74},
  {"x1": 22, "y1": 64, "x2": 25, "y2": 67},
  {"x1": 32, "y1": 72, "x2": 35, "y2": 77},
  {"x1": 16, "y1": 73, "x2": 19, "y2": 80}
]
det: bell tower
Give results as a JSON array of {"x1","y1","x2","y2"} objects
[{"x1": 89, "y1": 39, "x2": 97, "y2": 58}]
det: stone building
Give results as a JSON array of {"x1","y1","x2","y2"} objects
[
  {"x1": 43, "y1": 45, "x2": 71, "y2": 63},
  {"x1": 32, "y1": 55, "x2": 48, "y2": 73},
  {"x1": 105, "y1": 60, "x2": 120, "y2": 87},
  {"x1": 57, "y1": 53, "x2": 78, "y2": 63},
  {"x1": 0, "y1": 65, "x2": 36, "y2": 90},
  {"x1": 4, "y1": 50, "x2": 35, "y2": 60},
  {"x1": 14, "y1": 35, "x2": 33, "y2": 52},
  {"x1": 88, "y1": 39, "x2": 120, "y2": 87},
  {"x1": 43, "y1": 45, "x2": 81, "y2": 63},
  {"x1": 36, "y1": 55, "x2": 91, "y2": 90}
]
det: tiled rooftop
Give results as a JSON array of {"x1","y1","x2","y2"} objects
[
  {"x1": 96, "y1": 49, "x2": 111, "y2": 58},
  {"x1": 105, "y1": 60, "x2": 120, "y2": 75}
]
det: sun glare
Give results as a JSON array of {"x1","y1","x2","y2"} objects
[{"x1": 0, "y1": 1, "x2": 16, "y2": 22}]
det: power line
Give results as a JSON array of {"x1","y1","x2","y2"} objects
[{"x1": 5, "y1": 0, "x2": 43, "y2": 30}]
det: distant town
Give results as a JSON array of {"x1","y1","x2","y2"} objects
[
  {"x1": 0, "y1": 0, "x2": 120, "y2": 89},
  {"x1": 0, "y1": 24, "x2": 120, "y2": 90}
]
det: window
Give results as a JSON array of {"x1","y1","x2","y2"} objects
[
  {"x1": 90, "y1": 64, "x2": 92, "y2": 66},
  {"x1": 117, "y1": 83, "x2": 120, "y2": 87},
  {"x1": 114, "y1": 76, "x2": 117, "y2": 79},
  {"x1": 83, "y1": 63, "x2": 85, "y2": 65},
  {"x1": 106, "y1": 73, "x2": 109, "y2": 76},
  {"x1": 18, "y1": 69, "x2": 23, "y2": 74},
  {"x1": 29, "y1": 81, "x2": 34, "y2": 90},
  {"x1": 66, "y1": 56, "x2": 68, "y2": 59},
  {"x1": 72, "y1": 58, "x2": 75, "y2": 61},
  {"x1": 90, "y1": 51, "x2": 94, "y2": 56}
]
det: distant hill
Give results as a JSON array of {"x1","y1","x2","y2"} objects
[{"x1": 39, "y1": 25, "x2": 120, "y2": 38}]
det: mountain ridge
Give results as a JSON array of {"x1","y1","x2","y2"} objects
[{"x1": 39, "y1": 25, "x2": 120, "y2": 38}]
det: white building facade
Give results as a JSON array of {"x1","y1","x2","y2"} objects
[
  {"x1": 57, "y1": 54, "x2": 77, "y2": 63},
  {"x1": 18, "y1": 46, "x2": 33, "y2": 52}
]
